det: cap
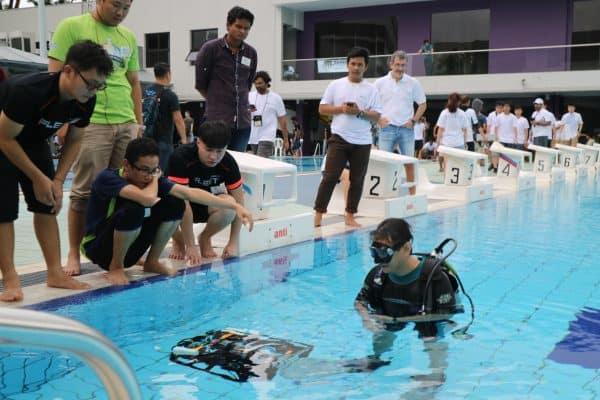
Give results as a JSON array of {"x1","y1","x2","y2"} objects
[{"x1": 533, "y1": 98, "x2": 544, "y2": 105}]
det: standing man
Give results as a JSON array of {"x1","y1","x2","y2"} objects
[
  {"x1": 248, "y1": 71, "x2": 289, "y2": 157},
  {"x1": 195, "y1": 6, "x2": 257, "y2": 152},
  {"x1": 486, "y1": 102, "x2": 503, "y2": 171},
  {"x1": 146, "y1": 62, "x2": 187, "y2": 171},
  {"x1": 495, "y1": 102, "x2": 518, "y2": 148},
  {"x1": 0, "y1": 41, "x2": 113, "y2": 301},
  {"x1": 48, "y1": 0, "x2": 142, "y2": 276},
  {"x1": 530, "y1": 98, "x2": 555, "y2": 148},
  {"x1": 184, "y1": 111, "x2": 194, "y2": 144},
  {"x1": 418, "y1": 39, "x2": 434, "y2": 76},
  {"x1": 459, "y1": 95, "x2": 479, "y2": 152},
  {"x1": 314, "y1": 47, "x2": 382, "y2": 228},
  {"x1": 374, "y1": 50, "x2": 427, "y2": 195},
  {"x1": 514, "y1": 105, "x2": 529, "y2": 150},
  {"x1": 560, "y1": 103, "x2": 583, "y2": 146}
]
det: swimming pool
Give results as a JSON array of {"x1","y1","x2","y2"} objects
[{"x1": 4, "y1": 178, "x2": 600, "y2": 399}]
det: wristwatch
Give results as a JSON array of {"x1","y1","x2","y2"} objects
[{"x1": 356, "y1": 111, "x2": 365, "y2": 119}]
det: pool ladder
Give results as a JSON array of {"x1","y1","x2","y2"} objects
[{"x1": 0, "y1": 307, "x2": 142, "y2": 400}]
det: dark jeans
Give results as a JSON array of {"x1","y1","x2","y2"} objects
[
  {"x1": 83, "y1": 196, "x2": 184, "y2": 269},
  {"x1": 157, "y1": 140, "x2": 173, "y2": 173},
  {"x1": 533, "y1": 136, "x2": 548, "y2": 147},
  {"x1": 229, "y1": 127, "x2": 252, "y2": 152},
  {"x1": 314, "y1": 134, "x2": 371, "y2": 214}
]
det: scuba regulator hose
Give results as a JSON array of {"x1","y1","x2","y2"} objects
[{"x1": 419, "y1": 238, "x2": 476, "y2": 338}]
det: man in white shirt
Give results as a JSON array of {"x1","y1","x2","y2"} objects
[
  {"x1": 314, "y1": 47, "x2": 382, "y2": 228},
  {"x1": 531, "y1": 98, "x2": 555, "y2": 147},
  {"x1": 248, "y1": 71, "x2": 289, "y2": 158},
  {"x1": 460, "y1": 95, "x2": 479, "y2": 152},
  {"x1": 514, "y1": 105, "x2": 529, "y2": 150},
  {"x1": 560, "y1": 103, "x2": 583, "y2": 146},
  {"x1": 495, "y1": 102, "x2": 518, "y2": 148},
  {"x1": 374, "y1": 50, "x2": 426, "y2": 195},
  {"x1": 485, "y1": 102, "x2": 502, "y2": 171}
]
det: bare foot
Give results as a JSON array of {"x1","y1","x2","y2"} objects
[
  {"x1": 47, "y1": 270, "x2": 91, "y2": 290},
  {"x1": 104, "y1": 270, "x2": 130, "y2": 285},
  {"x1": 198, "y1": 232, "x2": 218, "y2": 258},
  {"x1": 143, "y1": 259, "x2": 177, "y2": 276},
  {"x1": 1, "y1": 274, "x2": 24, "y2": 302},
  {"x1": 185, "y1": 246, "x2": 202, "y2": 265},
  {"x1": 344, "y1": 213, "x2": 362, "y2": 228},
  {"x1": 221, "y1": 242, "x2": 238, "y2": 259},
  {"x1": 168, "y1": 240, "x2": 185, "y2": 260},
  {"x1": 314, "y1": 212, "x2": 324, "y2": 227},
  {"x1": 63, "y1": 251, "x2": 81, "y2": 276}
]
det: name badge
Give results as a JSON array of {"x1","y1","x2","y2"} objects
[
  {"x1": 241, "y1": 56, "x2": 251, "y2": 67},
  {"x1": 210, "y1": 183, "x2": 227, "y2": 195},
  {"x1": 144, "y1": 207, "x2": 151, "y2": 218},
  {"x1": 253, "y1": 115, "x2": 263, "y2": 128}
]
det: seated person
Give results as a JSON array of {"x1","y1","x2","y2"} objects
[
  {"x1": 81, "y1": 137, "x2": 253, "y2": 286},
  {"x1": 168, "y1": 121, "x2": 248, "y2": 264},
  {"x1": 419, "y1": 135, "x2": 437, "y2": 160}
]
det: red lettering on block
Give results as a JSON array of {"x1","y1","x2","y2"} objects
[{"x1": 273, "y1": 227, "x2": 288, "y2": 239}]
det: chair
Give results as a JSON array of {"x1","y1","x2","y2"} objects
[{"x1": 274, "y1": 138, "x2": 284, "y2": 157}]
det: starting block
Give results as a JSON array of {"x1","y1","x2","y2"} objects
[
  {"x1": 487, "y1": 142, "x2": 536, "y2": 191},
  {"x1": 418, "y1": 146, "x2": 493, "y2": 203},
  {"x1": 554, "y1": 144, "x2": 588, "y2": 179},
  {"x1": 527, "y1": 144, "x2": 565, "y2": 183},
  {"x1": 576, "y1": 143, "x2": 600, "y2": 178},
  {"x1": 210, "y1": 151, "x2": 313, "y2": 256},
  {"x1": 329, "y1": 149, "x2": 427, "y2": 218}
]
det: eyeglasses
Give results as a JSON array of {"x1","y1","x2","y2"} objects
[
  {"x1": 132, "y1": 164, "x2": 161, "y2": 177},
  {"x1": 74, "y1": 68, "x2": 107, "y2": 91}
]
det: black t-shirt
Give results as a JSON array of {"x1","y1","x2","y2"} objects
[
  {"x1": 151, "y1": 83, "x2": 180, "y2": 144},
  {"x1": 355, "y1": 259, "x2": 458, "y2": 318},
  {"x1": 0, "y1": 72, "x2": 95, "y2": 149},
  {"x1": 167, "y1": 142, "x2": 243, "y2": 193}
]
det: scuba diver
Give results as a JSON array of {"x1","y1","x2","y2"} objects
[{"x1": 355, "y1": 218, "x2": 473, "y2": 388}]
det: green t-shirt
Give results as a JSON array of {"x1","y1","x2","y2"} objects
[{"x1": 49, "y1": 13, "x2": 140, "y2": 124}]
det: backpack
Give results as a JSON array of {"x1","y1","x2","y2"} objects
[{"x1": 142, "y1": 85, "x2": 165, "y2": 138}]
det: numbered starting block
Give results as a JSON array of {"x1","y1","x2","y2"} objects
[
  {"x1": 484, "y1": 142, "x2": 536, "y2": 191},
  {"x1": 207, "y1": 151, "x2": 313, "y2": 256},
  {"x1": 554, "y1": 144, "x2": 587, "y2": 179},
  {"x1": 576, "y1": 143, "x2": 600, "y2": 178},
  {"x1": 328, "y1": 149, "x2": 427, "y2": 218},
  {"x1": 526, "y1": 144, "x2": 565, "y2": 183},
  {"x1": 417, "y1": 146, "x2": 493, "y2": 203}
]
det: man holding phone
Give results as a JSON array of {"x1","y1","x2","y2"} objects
[{"x1": 313, "y1": 47, "x2": 382, "y2": 228}]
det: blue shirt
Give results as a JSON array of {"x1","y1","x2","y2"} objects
[{"x1": 84, "y1": 168, "x2": 174, "y2": 236}]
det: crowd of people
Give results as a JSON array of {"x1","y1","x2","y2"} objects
[{"x1": 0, "y1": 3, "x2": 590, "y2": 364}]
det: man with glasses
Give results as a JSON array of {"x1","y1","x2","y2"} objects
[
  {"x1": 82, "y1": 137, "x2": 253, "y2": 285},
  {"x1": 0, "y1": 40, "x2": 113, "y2": 302},
  {"x1": 48, "y1": 0, "x2": 142, "y2": 276}
]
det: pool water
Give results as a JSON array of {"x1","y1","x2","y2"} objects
[{"x1": 4, "y1": 178, "x2": 600, "y2": 399}]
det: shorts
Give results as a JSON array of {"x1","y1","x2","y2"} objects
[
  {"x1": 70, "y1": 123, "x2": 137, "y2": 210},
  {"x1": 414, "y1": 139, "x2": 424, "y2": 153},
  {"x1": 378, "y1": 125, "x2": 414, "y2": 156},
  {"x1": 466, "y1": 141, "x2": 475, "y2": 152},
  {"x1": 191, "y1": 203, "x2": 209, "y2": 223},
  {"x1": 82, "y1": 196, "x2": 184, "y2": 269},
  {"x1": 0, "y1": 141, "x2": 55, "y2": 222}
]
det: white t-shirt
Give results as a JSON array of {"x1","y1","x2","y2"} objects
[
  {"x1": 487, "y1": 111, "x2": 500, "y2": 140},
  {"x1": 516, "y1": 117, "x2": 529, "y2": 144},
  {"x1": 374, "y1": 72, "x2": 426, "y2": 127},
  {"x1": 414, "y1": 122, "x2": 425, "y2": 140},
  {"x1": 248, "y1": 90, "x2": 286, "y2": 144},
  {"x1": 320, "y1": 77, "x2": 383, "y2": 145},
  {"x1": 531, "y1": 108, "x2": 556, "y2": 138},
  {"x1": 423, "y1": 141, "x2": 437, "y2": 151},
  {"x1": 561, "y1": 112, "x2": 583, "y2": 139},
  {"x1": 495, "y1": 113, "x2": 518, "y2": 144},
  {"x1": 437, "y1": 108, "x2": 468, "y2": 147},
  {"x1": 464, "y1": 108, "x2": 478, "y2": 142}
]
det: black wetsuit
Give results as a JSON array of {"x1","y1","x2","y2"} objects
[{"x1": 356, "y1": 256, "x2": 462, "y2": 337}]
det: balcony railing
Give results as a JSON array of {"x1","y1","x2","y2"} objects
[{"x1": 281, "y1": 43, "x2": 600, "y2": 81}]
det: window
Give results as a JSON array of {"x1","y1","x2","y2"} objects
[
  {"x1": 314, "y1": 18, "x2": 397, "y2": 78},
  {"x1": 145, "y1": 32, "x2": 169, "y2": 68},
  {"x1": 186, "y1": 28, "x2": 218, "y2": 64},
  {"x1": 431, "y1": 9, "x2": 490, "y2": 75},
  {"x1": 571, "y1": 0, "x2": 600, "y2": 70}
]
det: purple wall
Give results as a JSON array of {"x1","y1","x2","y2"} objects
[{"x1": 297, "y1": 0, "x2": 574, "y2": 75}]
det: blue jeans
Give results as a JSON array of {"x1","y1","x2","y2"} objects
[
  {"x1": 229, "y1": 127, "x2": 252, "y2": 152},
  {"x1": 378, "y1": 125, "x2": 415, "y2": 156}
]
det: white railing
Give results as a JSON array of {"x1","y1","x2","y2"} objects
[{"x1": 0, "y1": 308, "x2": 141, "y2": 400}]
